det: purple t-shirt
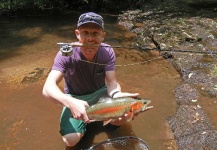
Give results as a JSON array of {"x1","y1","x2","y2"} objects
[{"x1": 52, "y1": 43, "x2": 116, "y2": 95}]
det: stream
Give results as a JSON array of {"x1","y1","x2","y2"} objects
[{"x1": 0, "y1": 14, "x2": 181, "y2": 150}]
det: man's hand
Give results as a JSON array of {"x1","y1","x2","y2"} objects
[
  {"x1": 68, "y1": 99, "x2": 91, "y2": 123},
  {"x1": 113, "y1": 92, "x2": 139, "y2": 99}
]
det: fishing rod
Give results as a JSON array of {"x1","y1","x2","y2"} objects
[
  {"x1": 57, "y1": 42, "x2": 217, "y2": 56},
  {"x1": 139, "y1": 46, "x2": 217, "y2": 55}
]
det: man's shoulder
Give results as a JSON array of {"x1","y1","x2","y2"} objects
[
  {"x1": 54, "y1": 51, "x2": 75, "y2": 66},
  {"x1": 101, "y1": 42, "x2": 111, "y2": 47},
  {"x1": 100, "y1": 43, "x2": 114, "y2": 53}
]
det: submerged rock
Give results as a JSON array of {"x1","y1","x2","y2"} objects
[{"x1": 21, "y1": 68, "x2": 50, "y2": 84}]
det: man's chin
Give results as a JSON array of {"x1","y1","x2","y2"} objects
[{"x1": 85, "y1": 51, "x2": 97, "y2": 56}]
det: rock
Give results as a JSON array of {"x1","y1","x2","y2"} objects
[{"x1": 21, "y1": 68, "x2": 50, "y2": 84}]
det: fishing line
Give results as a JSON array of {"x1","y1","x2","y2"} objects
[
  {"x1": 70, "y1": 54, "x2": 163, "y2": 67},
  {"x1": 57, "y1": 42, "x2": 217, "y2": 55},
  {"x1": 140, "y1": 46, "x2": 217, "y2": 55},
  {"x1": 57, "y1": 42, "x2": 163, "y2": 67},
  {"x1": 57, "y1": 42, "x2": 216, "y2": 67},
  {"x1": 112, "y1": 45, "x2": 217, "y2": 55}
]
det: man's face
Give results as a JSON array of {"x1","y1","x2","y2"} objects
[{"x1": 75, "y1": 23, "x2": 106, "y2": 59}]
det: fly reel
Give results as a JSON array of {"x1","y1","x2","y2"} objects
[{"x1": 57, "y1": 42, "x2": 73, "y2": 56}]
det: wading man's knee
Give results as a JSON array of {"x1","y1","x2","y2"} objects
[{"x1": 62, "y1": 133, "x2": 84, "y2": 147}]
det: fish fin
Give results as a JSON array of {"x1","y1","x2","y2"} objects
[
  {"x1": 126, "y1": 112, "x2": 134, "y2": 122},
  {"x1": 98, "y1": 97, "x2": 113, "y2": 103},
  {"x1": 89, "y1": 120, "x2": 96, "y2": 123},
  {"x1": 103, "y1": 119, "x2": 112, "y2": 126}
]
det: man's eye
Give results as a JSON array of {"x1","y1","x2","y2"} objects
[
  {"x1": 84, "y1": 31, "x2": 89, "y2": 35},
  {"x1": 93, "y1": 32, "x2": 99, "y2": 36}
]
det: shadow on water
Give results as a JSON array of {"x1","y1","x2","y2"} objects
[
  {"x1": 0, "y1": 14, "x2": 128, "y2": 63},
  {"x1": 0, "y1": 14, "x2": 78, "y2": 62}
]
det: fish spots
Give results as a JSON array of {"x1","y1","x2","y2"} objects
[
  {"x1": 90, "y1": 105, "x2": 127, "y2": 115},
  {"x1": 86, "y1": 97, "x2": 152, "y2": 121}
]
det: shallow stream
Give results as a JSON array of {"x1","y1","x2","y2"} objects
[{"x1": 0, "y1": 14, "x2": 181, "y2": 150}]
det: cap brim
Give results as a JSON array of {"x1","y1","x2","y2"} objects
[{"x1": 77, "y1": 21, "x2": 104, "y2": 29}]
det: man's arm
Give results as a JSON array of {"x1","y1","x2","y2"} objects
[
  {"x1": 105, "y1": 70, "x2": 139, "y2": 98},
  {"x1": 105, "y1": 70, "x2": 140, "y2": 126},
  {"x1": 105, "y1": 70, "x2": 120, "y2": 97},
  {"x1": 42, "y1": 70, "x2": 90, "y2": 123},
  {"x1": 42, "y1": 70, "x2": 65, "y2": 105}
]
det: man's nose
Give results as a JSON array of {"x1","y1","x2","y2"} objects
[{"x1": 86, "y1": 33, "x2": 95, "y2": 39}]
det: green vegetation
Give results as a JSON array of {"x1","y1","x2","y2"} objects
[
  {"x1": 0, "y1": 0, "x2": 145, "y2": 15},
  {"x1": 211, "y1": 65, "x2": 217, "y2": 77}
]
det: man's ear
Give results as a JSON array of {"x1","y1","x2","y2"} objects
[
  {"x1": 75, "y1": 29, "x2": 80, "y2": 39},
  {"x1": 102, "y1": 31, "x2": 106, "y2": 41}
]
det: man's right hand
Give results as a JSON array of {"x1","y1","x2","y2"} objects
[{"x1": 68, "y1": 99, "x2": 91, "y2": 123}]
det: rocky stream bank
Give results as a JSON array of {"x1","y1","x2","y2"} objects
[{"x1": 118, "y1": 1, "x2": 217, "y2": 149}]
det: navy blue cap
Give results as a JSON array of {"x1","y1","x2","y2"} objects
[{"x1": 77, "y1": 12, "x2": 104, "y2": 29}]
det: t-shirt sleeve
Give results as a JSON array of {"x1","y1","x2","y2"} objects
[
  {"x1": 104, "y1": 46, "x2": 116, "y2": 71},
  {"x1": 52, "y1": 51, "x2": 68, "y2": 73}
]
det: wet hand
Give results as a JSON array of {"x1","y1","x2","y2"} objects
[
  {"x1": 113, "y1": 92, "x2": 139, "y2": 99},
  {"x1": 69, "y1": 99, "x2": 91, "y2": 123}
]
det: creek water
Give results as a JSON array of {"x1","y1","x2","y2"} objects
[{"x1": 0, "y1": 14, "x2": 181, "y2": 150}]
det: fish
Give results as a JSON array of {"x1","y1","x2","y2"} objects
[{"x1": 86, "y1": 97, "x2": 153, "y2": 125}]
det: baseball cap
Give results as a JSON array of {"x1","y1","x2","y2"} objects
[{"x1": 77, "y1": 12, "x2": 104, "y2": 29}]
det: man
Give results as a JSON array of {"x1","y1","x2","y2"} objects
[{"x1": 42, "y1": 12, "x2": 139, "y2": 147}]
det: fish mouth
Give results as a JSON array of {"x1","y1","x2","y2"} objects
[{"x1": 145, "y1": 106, "x2": 153, "y2": 110}]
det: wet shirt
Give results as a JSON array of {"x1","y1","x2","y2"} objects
[{"x1": 52, "y1": 43, "x2": 116, "y2": 95}]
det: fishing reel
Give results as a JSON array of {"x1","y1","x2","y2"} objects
[{"x1": 57, "y1": 42, "x2": 73, "y2": 56}]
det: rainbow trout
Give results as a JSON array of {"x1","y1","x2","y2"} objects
[{"x1": 86, "y1": 97, "x2": 153, "y2": 125}]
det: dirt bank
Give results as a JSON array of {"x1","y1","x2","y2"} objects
[{"x1": 118, "y1": 0, "x2": 217, "y2": 149}]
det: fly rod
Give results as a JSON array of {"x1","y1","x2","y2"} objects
[
  {"x1": 140, "y1": 46, "x2": 217, "y2": 55},
  {"x1": 57, "y1": 42, "x2": 217, "y2": 56}
]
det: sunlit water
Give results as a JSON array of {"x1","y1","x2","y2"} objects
[{"x1": 0, "y1": 14, "x2": 181, "y2": 150}]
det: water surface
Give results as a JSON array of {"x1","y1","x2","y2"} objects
[{"x1": 0, "y1": 14, "x2": 180, "y2": 150}]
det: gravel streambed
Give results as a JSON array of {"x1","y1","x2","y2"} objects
[{"x1": 118, "y1": 1, "x2": 217, "y2": 149}]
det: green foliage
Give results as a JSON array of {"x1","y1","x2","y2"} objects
[
  {"x1": 0, "y1": 0, "x2": 65, "y2": 10},
  {"x1": 0, "y1": 0, "x2": 145, "y2": 15},
  {"x1": 211, "y1": 65, "x2": 217, "y2": 77}
]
